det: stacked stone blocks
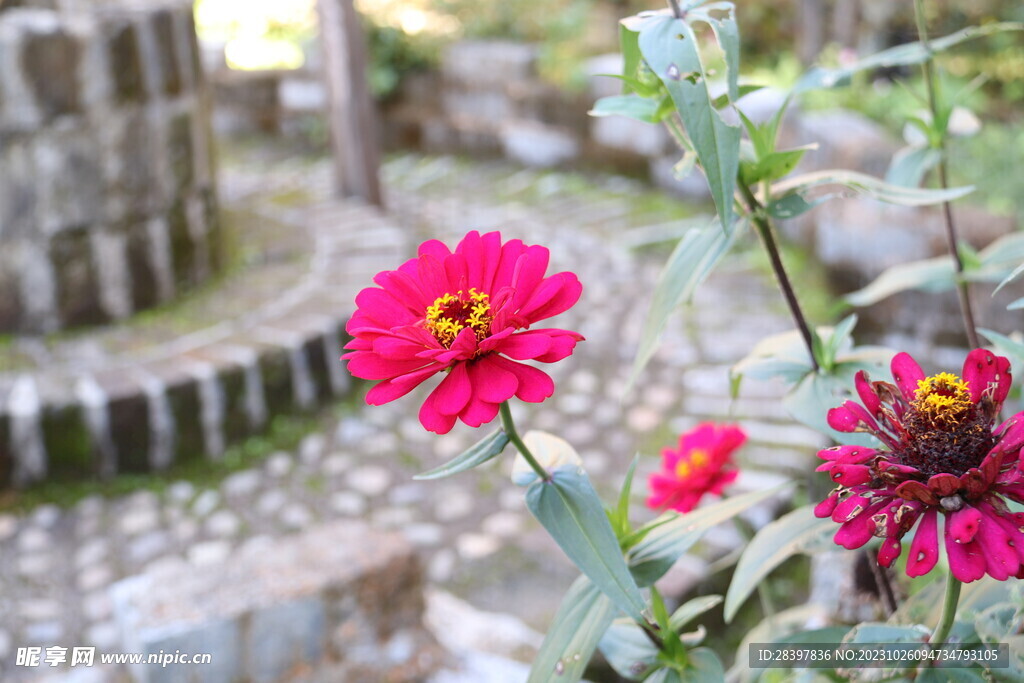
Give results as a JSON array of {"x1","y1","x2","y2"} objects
[{"x1": 0, "y1": 0, "x2": 218, "y2": 334}]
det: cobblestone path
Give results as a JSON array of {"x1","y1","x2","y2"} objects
[{"x1": 0, "y1": 151, "x2": 827, "y2": 680}]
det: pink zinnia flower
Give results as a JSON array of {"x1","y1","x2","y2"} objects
[
  {"x1": 815, "y1": 349, "x2": 1024, "y2": 583},
  {"x1": 343, "y1": 231, "x2": 584, "y2": 434},
  {"x1": 647, "y1": 423, "x2": 746, "y2": 513}
]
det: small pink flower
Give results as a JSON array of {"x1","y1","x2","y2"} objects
[
  {"x1": 647, "y1": 423, "x2": 746, "y2": 513},
  {"x1": 343, "y1": 231, "x2": 584, "y2": 434},
  {"x1": 815, "y1": 349, "x2": 1024, "y2": 582}
]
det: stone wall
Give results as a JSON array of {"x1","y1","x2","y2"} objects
[{"x1": 0, "y1": 0, "x2": 219, "y2": 334}]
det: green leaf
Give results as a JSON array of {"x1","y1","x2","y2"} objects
[
  {"x1": 766, "y1": 191, "x2": 837, "y2": 220},
  {"x1": 782, "y1": 370, "x2": 877, "y2": 446},
  {"x1": 794, "y1": 22, "x2": 1024, "y2": 93},
  {"x1": 690, "y1": 3, "x2": 739, "y2": 102},
  {"x1": 886, "y1": 146, "x2": 942, "y2": 188},
  {"x1": 670, "y1": 595, "x2": 723, "y2": 632},
  {"x1": 639, "y1": 14, "x2": 741, "y2": 232},
  {"x1": 413, "y1": 429, "x2": 509, "y2": 480},
  {"x1": 619, "y1": 19, "x2": 644, "y2": 93},
  {"x1": 590, "y1": 94, "x2": 663, "y2": 123},
  {"x1": 629, "y1": 218, "x2": 744, "y2": 388},
  {"x1": 511, "y1": 430, "x2": 582, "y2": 486},
  {"x1": 822, "y1": 314, "x2": 858, "y2": 369},
  {"x1": 724, "y1": 505, "x2": 836, "y2": 622},
  {"x1": 645, "y1": 668, "x2": 682, "y2": 683},
  {"x1": 599, "y1": 619, "x2": 659, "y2": 680},
  {"x1": 627, "y1": 484, "x2": 790, "y2": 586},
  {"x1": 994, "y1": 261, "x2": 1024, "y2": 295},
  {"x1": 528, "y1": 576, "x2": 616, "y2": 683},
  {"x1": 683, "y1": 647, "x2": 726, "y2": 683},
  {"x1": 770, "y1": 169, "x2": 973, "y2": 207},
  {"x1": 845, "y1": 256, "x2": 955, "y2": 307},
  {"x1": 979, "y1": 232, "x2": 1024, "y2": 273},
  {"x1": 526, "y1": 467, "x2": 648, "y2": 622},
  {"x1": 614, "y1": 456, "x2": 640, "y2": 542}
]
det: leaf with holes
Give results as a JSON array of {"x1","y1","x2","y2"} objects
[{"x1": 639, "y1": 13, "x2": 741, "y2": 232}]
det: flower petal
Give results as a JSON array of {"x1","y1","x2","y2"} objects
[
  {"x1": 429, "y1": 362, "x2": 472, "y2": 416},
  {"x1": 945, "y1": 536, "x2": 987, "y2": 583},
  {"x1": 927, "y1": 473, "x2": 962, "y2": 498},
  {"x1": 947, "y1": 506, "x2": 982, "y2": 544},
  {"x1": 855, "y1": 370, "x2": 882, "y2": 416},
  {"x1": 468, "y1": 356, "x2": 519, "y2": 404},
  {"x1": 488, "y1": 356, "x2": 555, "y2": 402},
  {"x1": 962, "y1": 348, "x2": 1011, "y2": 405},
  {"x1": 890, "y1": 352, "x2": 926, "y2": 403},
  {"x1": 974, "y1": 513, "x2": 1019, "y2": 580},
  {"x1": 877, "y1": 537, "x2": 902, "y2": 568},
  {"x1": 418, "y1": 391, "x2": 458, "y2": 434},
  {"x1": 906, "y1": 511, "x2": 939, "y2": 577},
  {"x1": 896, "y1": 480, "x2": 939, "y2": 506}
]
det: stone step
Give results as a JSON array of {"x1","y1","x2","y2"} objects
[
  {"x1": 0, "y1": 196, "x2": 410, "y2": 488},
  {"x1": 110, "y1": 520, "x2": 442, "y2": 683}
]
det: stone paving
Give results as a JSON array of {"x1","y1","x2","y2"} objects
[{"x1": 0, "y1": 149, "x2": 827, "y2": 680}]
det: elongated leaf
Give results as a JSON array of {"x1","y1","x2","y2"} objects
[
  {"x1": 590, "y1": 94, "x2": 662, "y2": 123},
  {"x1": 794, "y1": 22, "x2": 1024, "y2": 93},
  {"x1": 994, "y1": 261, "x2": 1024, "y2": 295},
  {"x1": 628, "y1": 485, "x2": 789, "y2": 586},
  {"x1": 886, "y1": 146, "x2": 942, "y2": 188},
  {"x1": 639, "y1": 14, "x2": 741, "y2": 231},
  {"x1": 918, "y1": 669, "x2": 988, "y2": 683},
  {"x1": 690, "y1": 3, "x2": 739, "y2": 102},
  {"x1": 645, "y1": 669, "x2": 682, "y2": 683},
  {"x1": 629, "y1": 218, "x2": 744, "y2": 388},
  {"x1": 770, "y1": 169, "x2": 973, "y2": 207},
  {"x1": 670, "y1": 595, "x2": 723, "y2": 632},
  {"x1": 599, "y1": 619, "x2": 660, "y2": 680},
  {"x1": 845, "y1": 256, "x2": 955, "y2": 307},
  {"x1": 527, "y1": 467, "x2": 648, "y2": 622},
  {"x1": 724, "y1": 505, "x2": 835, "y2": 622},
  {"x1": 413, "y1": 429, "x2": 509, "y2": 480},
  {"x1": 979, "y1": 232, "x2": 1024, "y2": 271},
  {"x1": 529, "y1": 576, "x2": 617, "y2": 683}
]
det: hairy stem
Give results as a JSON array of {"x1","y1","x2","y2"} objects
[
  {"x1": 499, "y1": 402, "x2": 549, "y2": 482},
  {"x1": 739, "y1": 180, "x2": 821, "y2": 372},
  {"x1": 913, "y1": 0, "x2": 980, "y2": 349}
]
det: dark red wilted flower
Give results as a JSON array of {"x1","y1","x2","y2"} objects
[{"x1": 815, "y1": 349, "x2": 1024, "y2": 582}]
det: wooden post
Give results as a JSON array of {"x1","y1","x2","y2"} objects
[{"x1": 317, "y1": 0, "x2": 383, "y2": 206}]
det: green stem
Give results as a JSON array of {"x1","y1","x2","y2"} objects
[
  {"x1": 931, "y1": 573, "x2": 962, "y2": 646},
  {"x1": 738, "y1": 179, "x2": 821, "y2": 372},
  {"x1": 913, "y1": 0, "x2": 980, "y2": 350},
  {"x1": 499, "y1": 402, "x2": 550, "y2": 482}
]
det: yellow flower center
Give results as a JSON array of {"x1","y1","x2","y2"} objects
[
  {"x1": 675, "y1": 448, "x2": 710, "y2": 478},
  {"x1": 912, "y1": 372, "x2": 972, "y2": 424},
  {"x1": 424, "y1": 289, "x2": 493, "y2": 347}
]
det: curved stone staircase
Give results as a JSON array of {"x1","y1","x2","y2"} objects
[{"x1": 0, "y1": 156, "x2": 409, "y2": 488}]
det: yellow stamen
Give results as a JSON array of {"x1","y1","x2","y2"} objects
[
  {"x1": 913, "y1": 372, "x2": 972, "y2": 423},
  {"x1": 424, "y1": 289, "x2": 493, "y2": 347},
  {"x1": 675, "y1": 448, "x2": 709, "y2": 479}
]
